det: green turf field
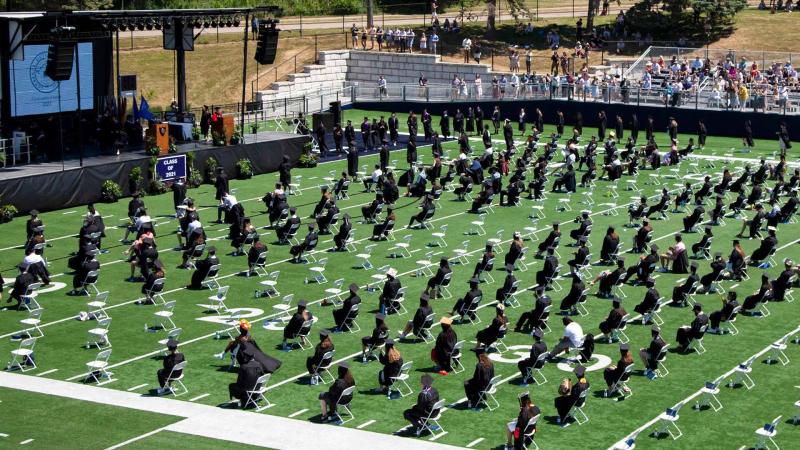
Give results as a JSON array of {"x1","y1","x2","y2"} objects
[{"x1": 0, "y1": 108, "x2": 798, "y2": 450}]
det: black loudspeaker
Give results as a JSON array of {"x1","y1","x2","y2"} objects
[
  {"x1": 254, "y1": 27, "x2": 279, "y2": 65},
  {"x1": 312, "y1": 112, "x2": 334, "y2": 131},
  {"x1": 45, "y1": 41, "x2": 76, "y2": 81},
  {"x1": 329, "y1": 101, "x2": 342, "y2": 126}
]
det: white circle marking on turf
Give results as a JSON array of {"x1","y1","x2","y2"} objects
[
  {"x1": 196, "y1": 308, "x2": 265, "y2": 325},
  {"x1": 488, "y1": 344, "x2": 613, "y2": 372},
  {"x1": 3, "y1": 278, "x2": 67, "y2": 295},
  {"x1": 556, "y1": 354, "x2": 613, "y2": 372}
]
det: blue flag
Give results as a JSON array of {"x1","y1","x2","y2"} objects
[
  {"x1": 139, "y1": 95, "x2": 156, "y2": 121},
  {"x1": 132, "y1": 95, "x2": 139, "y2": 121}
]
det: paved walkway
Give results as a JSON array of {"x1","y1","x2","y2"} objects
[{"x1": 0, "y1": 372, "x2": 464, "y2": 450}]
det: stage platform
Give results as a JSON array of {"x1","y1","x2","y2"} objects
[{"x1": 0, "y1": 131, "x2": 307, "y2": 213}]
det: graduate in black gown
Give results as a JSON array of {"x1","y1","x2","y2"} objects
[
  {"x1": 319, "y1": 362, "x2": 356, "y2": 421},
  {"x1": 403, "y1": 374, "x2": 440, "y2": 432},
  {"x1": 517, "y1": 328, "x2": 547, "y2": 381},
  {"x1": 464, "y1": 346, "x2": 494, "y2": 408},
  {"x1": 506, "y1": 391, "x2": 542, "y2": 449},
  {"x1": 476, "y1": 304, "x2": 508, "y2": 348}
]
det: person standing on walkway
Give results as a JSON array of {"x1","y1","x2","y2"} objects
[
  {"x1": 251, "y1": 16, "x2": 259, "y2": 40},
  {"x1": 351, "y1": 24, "x2": 359, "y2": 49}
]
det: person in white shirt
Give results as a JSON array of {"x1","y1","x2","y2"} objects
[
  {"x1": 21, "y1": 251, "x2": 44, "y2": 270},
  {"x1": 222, "y1": 193, "x2": 238, "y2": 209},
  {"x1": 364, "y1": 164, "x2": 383, "y2": 191},
  {"x1": 186, "y1": 218, "x2": 202, "y2": 241},
  {"x1": 462, "y1": 37, "x2": 472, "y2": 63},
  {"x1": 510, "y1": 73, "x2": 519, "y2": 98},
  {"x1": 474, "y1": 74, "x2": 482, "y2": 98},
  {"x1": 378, "y1": 76, "x2": 388, "y2": 97},
  {"x1": 551, "y1": 317, "x2": 585, "y2": 356}
]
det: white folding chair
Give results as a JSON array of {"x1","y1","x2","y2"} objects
[
  {"x1": 754, "y1": 416, "x2": 783, "y2": 450},
  {"x1": 87, "y1": 291, "x2": 110, "y2": 320},
  {"x1": 356, "y1": 244, "x2": 377, "y2": 270},
  {"x1": 245, "y1": 373, "x2": 275, "y2": 411},
  {"x1": 566, "y1": 388, "x2": 590, "y2": 426},
  {"x1": 610, "y1": 314, "x2": 631, "y2": 344},
  {"x1": 694, "y1": 379, "x2": 723, "y2": 412},
  {"x1": 86, "y1": 317, "x2": 112, "y2": 349},
  {"x1": 311, "y1": 350, "x2": 337, "y2": 385},
  {"x1": 719, "y1": 305, "x2": 741, "y2": 335},
  {"x1": 415, "y1": 251, "x2": 435, "y2": 278},
  {"x1": 388, "y1": 361, "x2": 414, "y2": 398},
  {"x1": 727, "y1": 356, "x2": 756, "y2": 390},
  {"x1": 7, "y1": 337, "x2": 37, "y2": 372},
  {"x1": 477, "y1": 258, "x2": 496, "y2": 284},
  {"x1": 450, "y1": 341, "x2": 465, "y2": 374},
  {"x1": 687, "y1": 325, "x2": 708, "y2": 355},
  {"x1": 332, "y1": 385, "x2": 356, "y2": 424},
  {"x1": 272, "y1": 294, "x2": 294, "y2": 322},
  {"x1": 249, "y1": 251, "x2": 270, "y2": 277},
  {"x1": 289, "y1": 319, "x2": 315, "y2": 350},
  {"x1": 605, "y1": 364, "x2": 634, "y2": 398},
  {"x1": 79, "y1": 270, "x2": 102, "y2": 296},
  {"x1": 523, "y1": 351, "x2": 550, "y2": 386},
  {"x1": 257, "y1": 271, "x2": 281, "y2": 298},
  {"x1": 324, "y1": 278, "x2": 346, "y2": 307},
  {"x1": 19, "y1": 309, "x2": 44, "y2": 339},
  {"x1": 207, "y1": 286, "x2": 230, "y2": 313},
  {"x1": 475, "y1": 375, "x2": 503, "y2": 411},
  {"x1": 341, "y1": 304, "x2": 361, "y2": 333},
  {"x1": 487, "y1": 229, "x2": 505, "y2": 254},
  {"x1": 451, "y1": 240, "x2": 471, "y2": 265},
  {"x1": 152, "y1": 301, "x2": 177, "y2": 331},
  {"x1": 389, "y1": 235, "x2": 413, "y2": 258},
  {"x1": 765, "y1": 336, "x2": 790, "y2": 366},
  {"x1": 143, "y1": 278, "x2": 167, "y2": 305},
  {"x1": 341, "y1": 229, "x2": 358, "y2": 252},
  {"x1": 415, "y1": 398, "x2": 446, "y2": 440},
  {"x1": 429, "y1": 225, "x2": 448, "y2": 247},
  {"x1": 653, "y1": 402, "x2": 685, "y2": 440},
  {"x1": 203, "y1": 264, "x2": 222, "y2": 290},
  {"x1": 390, "y1": 287, "x2": 408, "y2": 316},
  {"x1": 163, "y1": 361, "x2": 188, "y2": 396},
  {"x1": 84, "y1": 349, "x2": 114, "y2": 384},
  {"x1": 305, "y1": 258, "x2": 328, "y2": 284},
  {"x1": 654, "y1": 344, "x2": 670, "y2": 378},
  {"x1": 520, "y1": 414, "x2": 541, "y2": 449},
  {"x1": 468, "y1": 214, "x2": 487, "y2": 236},
  {"x1": 20, "y1": 282, "x2": 43, "y2": 311}
]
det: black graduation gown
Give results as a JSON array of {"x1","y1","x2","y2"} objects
[
  {"x1": 403, "y1": 387, "x2": 439, "y2": 426},
  {"x1": 476, "y1": 316, "x2": 506, "y2": 346},
  {"x1": 464, "y1": 363, "x2": 494, "y2": 404},
  {"x1": 440, "y1": 115, "x2": 451, "y2": 138},
  {"x1": 672, "y1": 249, "x2": 689, "y2": 274},
  {"x1": 229, "y1": 359, "x2": 264, "y2": 403},
  {"x1": 433, "y1": 328, "x2": 457, "y2": 371}
]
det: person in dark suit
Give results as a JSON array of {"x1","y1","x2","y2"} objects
[
  {"x1": 306, "y1": 330, "x2": 335, "y2": 385},
  {"x1": 535, "y1": 222, "x2": 561, "y2": 257},
  {"x1": 228, "y1": 348, "x2": 264, "y2": 408},
  {"x1": 451, "y1": 278, "x2": 483, "y2": 320},
  {"x1": 403, "y1": 374, "x2": 440, "y2": 431},
  {"x1": 698, "y1": 252, "x2": 726, "y2": 293},
  {"x1": 633, "y1": 278, "x2": 660, "y2": 315},
  {"x1": 496, "y1": 264, "x2": 518, "y2": 305},
  {"x1": 515, "y1": 287, "x2": 551, "y2": 332},
  {"x1": 464, "y1": 346, "x2": 494, "y2": 408},
  {"x1": 506, "y1": 391, "x2": 542, "y2": 449},
  {"x1": 621, "y1": 244, "x2": 659, "y2": 285},
  {"x1": 536, "y1": 247, "x2": 559, "y2": 287},
  {"x1": 426, "y1": 257, "x2": 452, "y2": 297},
  {"x1": 682, "y1": 199, "x2": 705, "y2": 232},
  {"x1": 599, "y1": 299, "x2": 627, "y2": 341},
  {"x1": 639, "y1": 326, "x2": 667, "y2": 379},
  {"x1": 68, "y1": 256, "x2": 100, "y2": 295},
  {"x1": 768, "y1": 258, "x2": 796, "y2": 302},
  {"x1": 360, "y1": 313, "x2": 389, "y2": 362},
  {"x1": 559, "y1": 273, "x2": 586, "y2": 314},
  {"x1": 672, "y1": 262, "x2": 700, "y2": 306},
  {"x1": 517, "y1": 328, "x2": 547, "y2": 381},
  {"x1": 554, "y1": 365, "x2": 590, "y2": 425},
  {"x1": 333, "y1": 283, "x2": 361, "y2": 331},
  {"x1": 188, "y1": 246, "x2": 219, "y2": 289},
  {"x1": 281, "y1": 300, "x2": 312, "y2": 350},
  {"x1": 398, "y1": 293, "x2": 434, "y2": 340},
  {"x1": 708, "y1": 291, "x2": 739, "y2": 333},
  {"x1": 675, "y1": 303, "x2": 709, "y2": 351},
  {"x1": 289, "y1": 224, "x2": 318, "y2": 263},
  {"x1": 378, "y1": 339, "x2": 403, "y2": 391},
  {"x1": 476, "y1": 304, "x2": 508, "y2": 348},
  {"x1": 214, "y1": 167, "x2": 229, "y2": 204},
  {"x1": 333, "y1": 213, "x2": 353, "y2": 251},
  {"x1": 591, "y1": 259, "x2": 626, "y2": 298},
  {"x1": 25, "y1": 209, "x2": 44, "y2": 244},
  {"x1": 431, "y1": 317, "x2": 457, "y2": 374},
  {"x1": 379, "y1": 268, "x2": 402, "y2": 315},
  {"x1": 318, "y1": 362, "x2": 356, "y2": 421},
  {"x1": 157, "y1": 338, "x2": 185, "y2": 394}
]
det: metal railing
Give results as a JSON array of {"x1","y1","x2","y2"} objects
[
  {"x1": 1, "y1": 136, "x2": 33, "y2": 167},
  {"x1": 353, "y1": 82, "x2": 800, "y2": 115}
]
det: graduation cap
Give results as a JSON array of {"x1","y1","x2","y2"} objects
[
  {"x1": 207, "y1": 246, "x2": 217, "y2": 254},
  {"x1": 642, "y1": 217, "x2": 650, "y2": 223},
  {"x1": 166, "y1": 338, "x2": 179, "y2": 350},
  {"x1": 532, "y1": 328, "x2": 544, "y2": 339},
  {"x1": 385, "y1": 338, "x2": 395, "y2": 347},
  {"x1": 581, "y1": 210, "x2": 590, "y2": 216},
  {"x1": 338, "y1": 361, "x2": 350, "y2": 370},
  {"x1": 646, "y1": 278, "x2": 656, "y2": 287},
  {"x1": 375, "y1": 313, "x2": 386, "y2": 321},
  {"x1": 421, "y1": 374, "x2": 434, "y2": 387},
  {"x1": 469, "y1": 277, "x2": 480, "y2": 285},
  {"x1": 387, "y1": 267, "x2": 398, "y2": 278},
  {"x1": 651, "y1": 325, "x2": 661, "y2": 333},
  {"x1": 440, "y1": 316, "x2": 453, "y2": 325},
  {"x1": 650, "y1": 244, "x2": 659, "y2": 252},
  {"x1": 732, "y1": 239, "x2": 740, "y2": 245},
  {"x1": 534, "y1": 286, "x2": 545, "y2": 294},
  {"x1": 690, "y1": 261, "x2": 699, "y2": 269},
  {"x1": 420, "y1": 292, "x2": 431, "y2": 303},
  {"x1": 579, "y1": 236, "x2": 588, "y2": 244},
  {"x1": 693, "y1": 303, "x2": 703, "y2": 311},
  {"x1": 471, "y1": 345, "x2": 487, "y2": 355},
  {"x1": 714, "y1": 251, "x2": 723, "y2": 258},
  {"x1": 298, "y1": 300, "x2": 308, "y2": 308},
  {"x1": 518, "y1": 391, "x2": 531, "y2": 401},
  {"x1": 239, "y1": 319, "x2": 252, "y2": 331},
  {"x1": 349, "y1": 283, "x2": 359, "y2": 293},
  {"x1": 30, "y1": 209, "x2": 39, "y2": 216},
  {"x1": 574, "y1": 365, "x2": 586, "y2": 377},
  {"x1": 552, "y1": 221, "x2": 560, "y2": 227},
  {"x1": 319, "y1": 329, "x2": 330, "y2": 339},
  {"x1": 620, "y1": 343, "x2": 630, "y2": 351}
]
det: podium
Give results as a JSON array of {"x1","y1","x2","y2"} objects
[
  {"x1": 147, "y1": 123, "x2": 170, "y2": 155},
  {"x1": 210, "y1": 114, "x2": 236, "y2": 145}
]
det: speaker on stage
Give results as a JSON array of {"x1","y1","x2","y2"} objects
[
  {"x1": 329, "y1": 101, "x2": 342, "y2": 126},
  {"x1": 254, "y1": 27, "x2": 279, "y2": 65},
  {"x1": 45, "y1": 41, "x2": 76, "y2": 81}
]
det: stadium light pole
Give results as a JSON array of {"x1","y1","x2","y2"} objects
[{"x1": 240, "y1": 12, "x2": 250, "y2": 141}]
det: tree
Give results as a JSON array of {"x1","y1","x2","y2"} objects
[
  {"x1": 367, "y1": 0, "x2": 374, "y2": 28},
  {"x1": 9, "y1": 0, "x2": 114, "y2": 10}
]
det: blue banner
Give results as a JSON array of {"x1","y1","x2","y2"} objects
[{"x1": 155, "y1": 155, "x2": 186, "y2": 181}]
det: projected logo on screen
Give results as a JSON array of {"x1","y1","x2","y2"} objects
[{"x1": 29, "y1": 51, "x2": 59, "y2": 93}]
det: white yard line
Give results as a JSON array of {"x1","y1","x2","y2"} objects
[
  {"x1": 126, "y1": 383, "x2": 148, "y2": 392},
  {"x1": 466, "y1": 438, "x2": 485, "y2": 448},
  {"x1": 104, "y1": 426, "x2": 171, "y2": 450},
  {"x1": 19, "y1": 439, "x2": 34, "y2": 445},
  {"x1": 189, "y1": 393, "x2": 211, "y2": 402},
  {"x1": 356, "y1": 419, "x2": 376, "y2": 429},
  {"x1": 35, "y1": 369, "x2": 59, "y2": 377},
  {"x1": 288, "y1": 408, "x2": 309, "y2": 418}
]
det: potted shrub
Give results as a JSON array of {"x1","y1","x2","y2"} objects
[
  {"x1": 191, "y1": 127, "x2": 201, "y2": 140},
  {"x1": 129, "y1": 166, "x2": 144, "y2": 194},
  {"x1": 205, "y1": 156, "x2": 219, "y2": 184},
  {"x1": 250, "y1": 122, "x2": 260, "y2": 135},
  {"x1": 168, "y1": 137, "x2": 178, "y2": 154},
  {"x1": 236, "y1": 158, "x2": 254, "y2": 179},
  {"x1": 188, "y1": 167, "x2": 203, "y2": 188},
  {"x1": 297, "y1": 141, "x2": 318, "y2": 168},
  {"x1": 100, "y1": 180, "x2": 122, "y2": 203},
  {"x1": 230, "y1": 130, "x2": 243, "y2": 145},
  {"x1": 0, "y1": 204, "x2": 18, "y2": 223}
]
